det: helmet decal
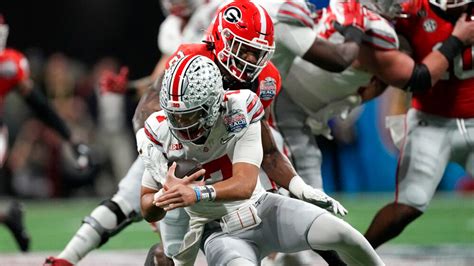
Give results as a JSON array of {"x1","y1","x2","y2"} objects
[{"x1": 223, "y1": 7, "x2": 242, "y2": 23}]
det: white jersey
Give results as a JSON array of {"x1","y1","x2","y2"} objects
[
  {"x1": 138, "y1": 89, "x2": 265, "y2": 220},
  {"x1": 253, "y1": 0, "x2": 318, "y2": 78},
  {"x1": 158, "y1": 0, "x2": 223, "y2": 56},
  {"x1": 283, "y1": 9, "x2": 399, "y2": 128}
]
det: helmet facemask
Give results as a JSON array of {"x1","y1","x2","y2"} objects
[
  {"x1": 217, "y1": 28, "x2": 274, "y2": 82},
  {"x1": 164, "y1": 97, "x2": 221, "y2": 142},
  {"x1": 429, "y1": 0, "x2": 473, "y2": 10}
]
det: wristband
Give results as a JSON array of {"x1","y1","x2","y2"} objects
[
  {"x1": 194, "y1": 185, "x2": 216, "y2": 202},
  {"x1": 438, "y1": 35, "x2": 464, "y2": 63},
  {"x1": 193, "y1": 187, "x2": 201, "y2": 202}
]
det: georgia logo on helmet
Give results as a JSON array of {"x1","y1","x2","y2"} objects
[
  {"x1": 0, "y1": 15, "x2": 9, "y2": 52},
  {"x1": 209, "y1": 0, "x2": 275, "y2": 82},
  {"x1": 160, "y1": 55, "x2": 224, "y2": 143}
]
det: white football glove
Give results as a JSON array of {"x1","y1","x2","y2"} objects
[{"x1": 289, "y1": 176, "x2": 348, "y2": 216}]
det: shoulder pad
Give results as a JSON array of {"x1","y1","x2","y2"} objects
[
  {"x1": 223, "y1": 90, "x2": 264, "y2": 131},
  {"x1": 277, "y1": 0, "x2": 315, "y2": 28},
  {"x1": 363, "y1": 10, "x2": 399, "y2": 50},
  {"x1": 144, "y1": 111, "x2": 168, "y2": 148},
  {"x1": 257, "y1": 63, "x2": 281, "y2": 108}
]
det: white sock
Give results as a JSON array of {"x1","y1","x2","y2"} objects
[{"x1": 58, "y1": 206, "x2": 118, "y2": 264}]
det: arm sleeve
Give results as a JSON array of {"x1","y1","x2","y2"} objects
[
  {"x1": 232, "y1": 121, "x2": 263, "y2": 167},
  {"x1": 275, "y1": 23, "x2": 317, "y2": 57}
]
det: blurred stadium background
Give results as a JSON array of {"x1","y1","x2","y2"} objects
[{"x1": 0, "y1": 0, "x2": 473, "y2": 265}]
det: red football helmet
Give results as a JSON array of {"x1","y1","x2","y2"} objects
[
  {"x1": 209, "y1": 0, "x2": 275, "y2": 82},
  {"x1": 0, "y1": 15, "x2": 9, "y2": 52}
]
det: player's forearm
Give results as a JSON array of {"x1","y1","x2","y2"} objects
[
  {"x1": 132, "y1": 87, "x2": 161, "y2": 133},
  {"x1": 422, "y1": 51, "x2": 450, "y2": 86},
  {"x1": 262, "y1": 151, "x2": 296, "y2": 190},
  {"x1": 260, "y1": 120, "x2": 296, "y2": 189},
  {"x1": 140, "y1": 188, "x2": 166, "y2": 222},
  {"x1": 304, "y1": 39, "x2": 360, "y2": 73},
  {"x1": 212, "y1": 163, "x2": 259, "y2": 201}
]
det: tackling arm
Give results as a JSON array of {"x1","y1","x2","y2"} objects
[
  {"x1": 362, "y1": 13, "x2": 474, "y2": 91},
  {"x1": 132, "y1": 76, "x2": 163, "y2": 133},
  {"x1": 261, "y1": 120, "x2": 295, "y2": 189},
  {"x1": 260, "y1": 119, "x2": 347, "y2": 215},
  {"x1": 303, "y1": 37, "x2": 361, "y2": 73}
]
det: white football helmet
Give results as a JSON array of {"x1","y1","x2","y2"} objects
[
  {"x1": 429, "y1": 0, "x2": 472, "y2": 10},
  {"x1": 160, "y1": 55, "x2": 224, "y2": 142},
  {"x1": 0, "y1": 15, "x2": 9, "y2": 52}
]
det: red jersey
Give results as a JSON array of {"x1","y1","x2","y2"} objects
[
  {"x1": 166, "y1": 43, "x2": 281, "y2": 110},
  {"x1": 0, "y1": 48, "x2": 29, "y2": 98},
  {"x1": 396, "y1": 0, "x2": 474, "y2": 118}
]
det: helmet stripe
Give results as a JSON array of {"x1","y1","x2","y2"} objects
[
  {"x1": 170, "y1": 55, "x2": 196, "y2": 102},
  {"x1": 252, "y1": 1, "x2": 267, "y2": 39}
]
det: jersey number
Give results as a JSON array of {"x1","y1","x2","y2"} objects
[{"x1": 202, "y1": 155, "x2": 233, "y2": 183}]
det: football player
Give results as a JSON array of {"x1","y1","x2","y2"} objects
[
  {"x1": 272, "y1": 0, "x2": 474, "y2": 191},
  {"x1": 364, "y1": 0, "x2": 474, "y2": 249},
  {"x1": 45, "y1": 1, "x2": 347, "y2": 264},
  {"x1": 143, "y1": 2, "x2": 350, "y2": 264},
  {"x1": 44, "y1": 0, "x2": 213, "y2": 264},
  {"x1": 0, "y1": 15, "x2": 91, "y2": 252},
  {"x1": 139, "y1": 54, "x2": 384, "y2": 266}
]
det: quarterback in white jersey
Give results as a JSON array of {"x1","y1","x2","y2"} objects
[{"x1": 140, "y1": 54, "x2": 384, "y2": 266}]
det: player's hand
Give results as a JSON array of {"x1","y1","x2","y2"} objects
[
  {"x1": 330, "y1": 0, "x2": 365, "y2": 31},
  {"x1": 71, "y1": 142, "x2": 92, "y2": 170},
  {"x1": 301, "y1": 188, "x2": 348, "y2": 216},
  {"x1": 163, "y1": 162, "x2": 206, "y2": 190},
  {"x1": 99, "y1": 66, "x2": 129, "y2": 94},
  {"x1": 452, "y1": 13, "x2": 474, "y2": 45},
  {"x1": 154, "y1": 184, "x2": 197, "y2": 211}
]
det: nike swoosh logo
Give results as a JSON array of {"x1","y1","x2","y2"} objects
[{"x1": 220, "y1": 135, "x2": 235, "y2": 145}]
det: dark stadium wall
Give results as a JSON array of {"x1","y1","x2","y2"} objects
[{"x1": 0, "y1": 0, "x2": 164, "y2": 79}]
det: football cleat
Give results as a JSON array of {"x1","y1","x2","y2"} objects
[
  {"x1": 43, "y1": 256, "x2": 73, "y2": 266},
  {"x1": 4, "y1": 201, "x2": 30, "y2": 252}
]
